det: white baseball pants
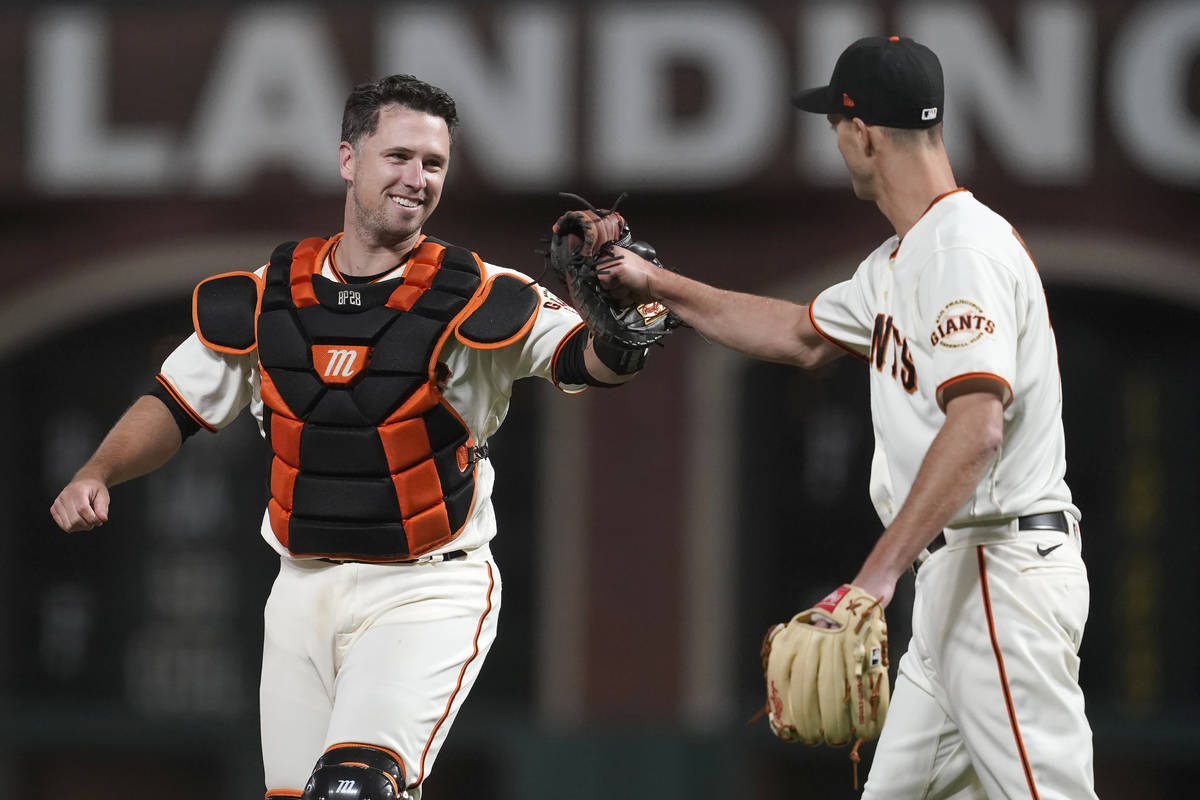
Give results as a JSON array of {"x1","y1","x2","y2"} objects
[
  {"x1": 259, "y1": 547, "x2": 501, "y2": 797},
  {"x1": 863, "y1": 518, "x2": 1098, "y2": 800}
]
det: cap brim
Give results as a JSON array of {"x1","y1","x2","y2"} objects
[{"x1": 792, "y1": 85, "x2": 836, "y2": 113}]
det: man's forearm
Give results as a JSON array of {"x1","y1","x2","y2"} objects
[
  {"x1": 75, "y1": 394, "x2": 184, "y2": 487},
  {"x1": 582, "y1": 336, "x2": 639, "y2": 386},
  {"x1": 647, "y1": 269, "x2": 828, "y2": 366},
  {"x1": 853, "y1": 392, "x2": 1004, "y2": 600}
]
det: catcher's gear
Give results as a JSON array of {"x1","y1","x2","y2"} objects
[
  {"x1": 761, "y1": 584, "x2": 890, "y2": 747},
  {"x1": 302, "y1": 744, "x2": 417, "y2": 799},
  {"x1": 548, "y1": 193, "x2": 679, "y2": 353}
]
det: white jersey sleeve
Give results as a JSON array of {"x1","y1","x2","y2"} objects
[
  {"x1": 158, "y1": 333, "x2": 260, "y2": 431},
  {"x1": 491, "y1": 276, "x2": 588, "y2": 391},
  {"x1": 809, "y1": 240, "x2": 897, "y2": 358},
  {"x1": 440, "y1": 266, "x2": 587, "y2": 444},
  {"x1": 916, "y1": 246, "x2": 1019, "y2": 409}
]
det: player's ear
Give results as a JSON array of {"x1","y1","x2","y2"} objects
[
  {"x1": 854, "y1": 118, "x2": 876, "y2": 156},
  {"x1": 338, "y1": 141, "x2": 355, "y2": 182}
]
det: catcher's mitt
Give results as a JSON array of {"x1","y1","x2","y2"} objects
[
  {"x1": 761, "y1": 584, "x2": 890, "y2": 748},
  {"x1": 548, "y1": 193, "x2": 679, "y2": 350}
]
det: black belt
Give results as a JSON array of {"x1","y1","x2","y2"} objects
[
  {"x1": 318, "y1": 549, "x2": 469, "y2": 566},
  {"x1": 923, "y1": 511, "x2": 1070, "y2": 560}
]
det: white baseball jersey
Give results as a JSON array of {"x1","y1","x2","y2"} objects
[
  {"x1": 809, "y1": 188, "x2": 1079, "y2": 528},
  {"x1": 810, "y1": 190, "x2": 1096, "y2": 799},
  {"x1": 155, "y1": 239, "x2": 588, "y2": 796}
]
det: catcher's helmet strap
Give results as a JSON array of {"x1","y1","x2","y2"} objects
[{"x1": 455, "y1": 274, "x2": 540, "y2": 349}]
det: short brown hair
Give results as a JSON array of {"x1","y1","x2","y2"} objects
[{"x1": 340, "y1": 74, "x2": 459, "y2": 148}]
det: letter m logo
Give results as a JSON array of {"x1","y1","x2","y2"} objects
[{"x1": 311, "y1": 344, "x2": 371, "y2": 385}]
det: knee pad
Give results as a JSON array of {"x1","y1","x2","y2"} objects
[{"x1": 301, "y1": 744, "x2": 417, "y2": 800}]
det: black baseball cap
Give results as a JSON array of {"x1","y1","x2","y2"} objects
[{"x1": 793, "y1": 36, "x2": 944, "y2": 129}]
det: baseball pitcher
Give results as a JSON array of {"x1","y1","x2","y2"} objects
[{"x1": 601, "y1": 36, "x2": 1097, "y2": 800}]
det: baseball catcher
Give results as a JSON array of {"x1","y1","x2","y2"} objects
[
  {"x1": 547, "y1": 193, "x2": 680, "y2": 368},
  {"x1": 760, "y1": 584, "x2": 890, "y2": 784}
]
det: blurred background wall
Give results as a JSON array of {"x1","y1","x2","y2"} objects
[{"x1": 1, "y1": 1, "x2": 1197, "y2": 797}]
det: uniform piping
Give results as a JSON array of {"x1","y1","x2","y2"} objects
[{"x1": 977, "y1": 546, "x2": 1041, "y2": 800}]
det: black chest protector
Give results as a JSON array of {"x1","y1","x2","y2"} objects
[{"x1": 256, "y1": 235, "x2": 487, "y2": 561}]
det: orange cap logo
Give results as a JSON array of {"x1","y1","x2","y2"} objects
[{"x1": 842, "y1": 92, "x2": 855, "y2": 108}]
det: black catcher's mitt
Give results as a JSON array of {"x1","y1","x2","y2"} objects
[{"x1": 548, "y1": 193, "x2": 679, "y2": 350}]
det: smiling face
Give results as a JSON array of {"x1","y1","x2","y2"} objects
[{"x1": 340, "y1": 104, "x2": 451, "y2": 250}]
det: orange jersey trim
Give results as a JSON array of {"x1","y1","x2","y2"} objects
[
  {"x1": 550, "y1": 322, "x2": 590, "y2": 392},
  {"x1": 264, "y1": 791, "x2": 303, "y2": 799},
  {"x1": 807, "y1": 301, "x2": 869, "y2": 362},
  {"x1": 328, "y1": 233, "x2": 428, "y2": 284},
  {"x1": 154, "y1": 374, "x2": 217, "y2": 433},
  {"x1": 417, "y1": 559, "x2": 495, "y2": 784},
  {"x1": 936, "y1": 371, "x2": 1013, "y2": 411},
  {"x1": 977, "y1": 547, "x2": 1042, "y2": 800},
  {"x1": 893, "y1": 187, "x2": 969, "y2": 256},
  {"x1": 325, "y1": 231, "x2": 348, "y2": 281},
  {"x1": 922, "y1": 187, "x2": 967, "y2": 216}
]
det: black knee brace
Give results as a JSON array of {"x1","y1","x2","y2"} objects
[{"x1": 301, "y1": 744, "x2": 416, "y2": 800}]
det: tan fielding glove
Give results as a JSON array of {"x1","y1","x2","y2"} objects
[{"x1": 761, "y1": 584, "x2": 890, "y2": 746}]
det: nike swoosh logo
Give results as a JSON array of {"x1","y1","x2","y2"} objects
[{"x1": 1036, "y1": 543, "x2": 1064, "y2": 557}]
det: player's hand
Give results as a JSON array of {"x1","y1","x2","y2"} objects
[
  {"x1": 50, "y1": 477, "x2": 111, "y2": 532},
  {"x1": 595, "y1": 246, "x2": 656, "y2": 307}
]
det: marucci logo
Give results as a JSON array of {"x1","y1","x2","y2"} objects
[
  {"x1": 311, "y1": 344, "x2": 371, "y2": 385},
  {"x1": 326, "y1": 349, "x2": 357, "y2": 376}
]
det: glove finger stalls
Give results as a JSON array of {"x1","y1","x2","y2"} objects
[
  {"x1": 788, "y1": 624, "x2": 826, "y2": 744},
  {"x1": 552, "y1": 210, "x2": 584, "y2": 236},
  {"x1": 764, "y1": 624, "x2": 801, "y2": 735},
  {"x1": 818, "y1": 631, "x2": 853, "y2": 745}
]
